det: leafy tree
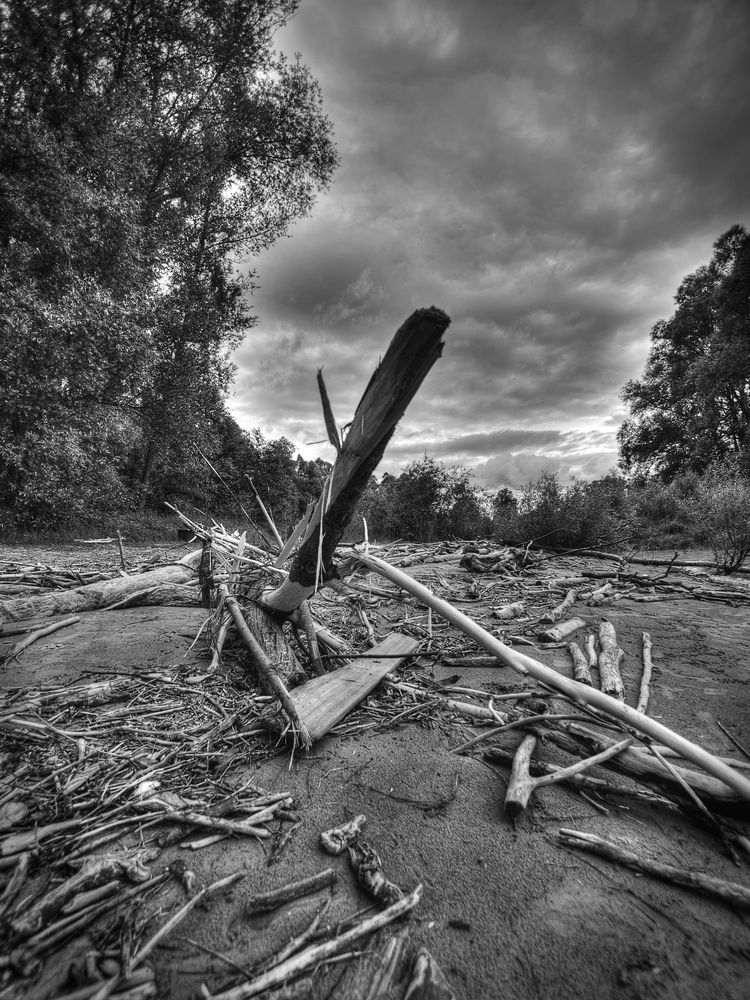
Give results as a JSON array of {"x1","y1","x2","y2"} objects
[
  {"x1": 619, "y1": 225, "x2": 750, "y2": 480},
  {"x1": 363, "y1": 459, "x2": 490, "y2": 541},
  {"x1": 491, "y1": 487, "x2": 518, "y2": 539},
  {"x1": 0, "y1": 0, "x2": 338, "y2": 529},
  {"x1": 510, "y1": 471, "x2": 631, "y2": 550}
]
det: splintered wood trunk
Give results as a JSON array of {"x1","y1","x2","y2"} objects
[{"x1": 262, "y1": 307, "x2": 450, "y2": 616}]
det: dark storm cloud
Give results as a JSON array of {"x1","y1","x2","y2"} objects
[{"x1": 229, "y1": 0, "x2": 750, "y2": 488}]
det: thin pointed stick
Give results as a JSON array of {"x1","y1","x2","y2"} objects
[
  {"x1": 317, "y1": 368, "x2": 342, "y2": 455},
  {"x1": 209, "y1": 885, "x2": 423, "y2": 1000},
  {"x1": 246, "y1": 477, "x2": 284, "y2": 550},
  {"x1": 218, "y1": 584, "x2": 311, "y2": 749},
  {"x1": 559, "y1": 829, "x2": 750, "y2": 910}
]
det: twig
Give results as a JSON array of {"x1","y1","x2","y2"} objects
[
  {"x1": 298, "y1": 601, "x2": 325, "y2": 676},
  {"x1": 129, "y1": 871, "x2": 245, "y2": 971},
  {"x1": 717, "y1": 721, "x2": 750, "y2": 762},
  {"x1": 244, "y1": 868, "x2": 336, "y2": 915},
  {"x1": 209, "y1": 885, "x2": 423, "y2": 1000},
  {"x1": 5, "y1": 616, "x2": 80, "y2": 660}
]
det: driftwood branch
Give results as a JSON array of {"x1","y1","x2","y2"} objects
[
  {"x1": 352, "y1": 550, "x2": 750, "y2": 805},
  {"x1": 209, "y1": 885, "x2": 423, "y2": 1000},
  {"x1": 559, "y1": 828, "x2": 750, "y2": 909},
  {"x1": 218, "y1": 584, "x2": 310, "y2": 748}
]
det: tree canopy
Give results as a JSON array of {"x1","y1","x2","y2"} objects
[
  {"x1": 618, "y1": 224, "x2": 750, "y2": 481},
  {"x1": 0, "y1": 0, "x2": 338, "y2": 529}
]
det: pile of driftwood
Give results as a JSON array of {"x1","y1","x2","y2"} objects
[{"x1": 3, "y1": 307, "x2": 750, "y2": 999}]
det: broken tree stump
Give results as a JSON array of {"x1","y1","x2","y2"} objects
[{"x1": 261, "y1": 307, "x2": 450, "y2": 616}]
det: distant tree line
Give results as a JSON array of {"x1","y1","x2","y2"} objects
[{"x1": 0, "y1": 1, "x2": 337, "y2": 532}]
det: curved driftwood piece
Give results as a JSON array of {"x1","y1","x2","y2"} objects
[
  {"x1": 504, "y1": 736, "x2": 635, "y2": 818},
  {"x1": 352, "y1": 551, "x2": 750, "y2": 805},
  {"x1": 262, "y1": 307, "x2": 450, "y2": 616},
  {"x1": 0, "y1": 552, "x2": 202, "y2": 623},
  {"x1": 504, "y1": 733, "x2": 539, "y2": 818}
]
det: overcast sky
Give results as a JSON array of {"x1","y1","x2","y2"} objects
[{"x1": 229, "y1": 0, "x2": 750, "y2": 492}]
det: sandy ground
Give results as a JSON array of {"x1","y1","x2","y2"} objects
[{"x1": 2, "y1": 541, "x2": 750, "y2": 1000}]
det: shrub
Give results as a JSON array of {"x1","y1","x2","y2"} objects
[
  {"x1": 693, "y1": 459, "x2": 750, "y2": 572},
  {"x1": 506, "y1": 472, "x2": 632, "y2": 550},
  {"x1": 627, "y1": 472, "x2": 701, "y2": 549}
]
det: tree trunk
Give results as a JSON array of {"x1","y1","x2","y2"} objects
[{"x1": 262, "y1": 307, "x2": 450, "y2": 616}]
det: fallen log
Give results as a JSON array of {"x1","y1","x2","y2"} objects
[
  {"x1": 351, "y1": 550, "x2": 750, "y2": 805},
  {"x1": 566, "y1": 641, "x2": 592, "y2": 685},
  {"x1": 538, "y1": 721, "x2": 744, "y2": 810},
  {"x1": 0, "y1": 553, "x2": 202, "y2": 623},
  {"x1": 539, "y1": 589, "x2": 578, "y2": 625},
  {"x1": 597, "y1": 620, "x2": 625, "y2": 700},
  {"x1": 537, "y1": 618, "x2": 586, "y2": 642}
]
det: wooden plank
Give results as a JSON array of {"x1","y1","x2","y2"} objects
[{"x1": 290, "y1": 633, "x2": 420, "y2": 742}]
